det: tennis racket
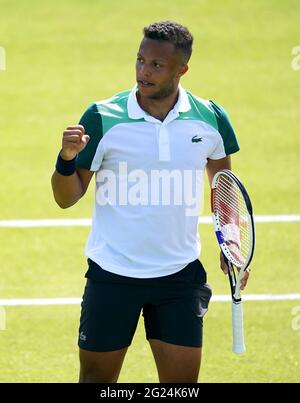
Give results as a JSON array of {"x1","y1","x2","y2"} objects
[{"x1": 211, "y1": 169, "x2": 255, "y2": 354}]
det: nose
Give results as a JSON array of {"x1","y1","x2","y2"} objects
[{"x1": 138, "y1": 62, "x2": 151, "y2": 79}]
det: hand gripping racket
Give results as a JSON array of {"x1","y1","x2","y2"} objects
[{"x1": 211, "y1": 169, "x2": 255, "y2": 354}]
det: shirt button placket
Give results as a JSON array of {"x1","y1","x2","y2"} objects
[{"x1": 158, "y1": 125, "x2": 170, "y2": 161}]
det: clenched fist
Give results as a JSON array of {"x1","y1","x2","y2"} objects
[{"x1": 61, "y1": 125, "x2": 90, "y2": 160}]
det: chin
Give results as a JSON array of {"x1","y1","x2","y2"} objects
[{"x1": 137, "y1": 86, "x2": 156, "y2": 98}]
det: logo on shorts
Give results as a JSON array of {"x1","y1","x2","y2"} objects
[
  {"x1": 80, "y1": 331, "x2": 87, "y2": 341},
  {"x1": 191, "y1": 135, "x2": 202, "y2": 143}
]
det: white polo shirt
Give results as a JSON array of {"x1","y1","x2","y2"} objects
[{"x1": 77, "y1": 86, "x2": 239, "y2": 278}]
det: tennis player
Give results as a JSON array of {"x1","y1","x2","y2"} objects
[{"x1": 51, "y1": 21, "x2": 250, "y2": 383}]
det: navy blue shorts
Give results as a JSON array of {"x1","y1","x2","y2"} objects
[{"x1": 78, "y1": 259, "x2": 212, "y2": 352}]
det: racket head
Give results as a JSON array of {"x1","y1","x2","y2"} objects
[{"x1": 211, "y1": 169, "x2": 255, "y2": 270}]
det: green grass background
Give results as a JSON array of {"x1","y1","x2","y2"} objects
[{"x1": 0, "y1": 0, "x2": 299, "y2": 382}]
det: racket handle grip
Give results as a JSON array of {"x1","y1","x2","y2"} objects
[{"x1": 232, "y1": 302, "x2": 245, "y2": 354}]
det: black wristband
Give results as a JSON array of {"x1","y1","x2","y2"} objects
[{"x1": 55, "y1": 152, "x2": 77, "y2": 176}]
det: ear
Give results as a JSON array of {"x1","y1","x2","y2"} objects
[{"x1": 177, "y1": 64, "x2": 189, "y2": 78}]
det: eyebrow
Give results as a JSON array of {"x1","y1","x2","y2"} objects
[{"x1": 137, "y1": 53, "x2": 166, "y2": 62}]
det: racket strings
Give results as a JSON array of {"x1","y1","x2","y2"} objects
[{"x1": 214, "y1": 175, "x2": 251, "y2": 265}]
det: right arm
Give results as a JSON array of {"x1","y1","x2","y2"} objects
[{"x1": 51, "y1": 125, "x2": 94, "y2": 209}]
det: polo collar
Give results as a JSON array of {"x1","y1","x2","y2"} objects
[{"x1": 127, "y1": 84, "x2": 191, "y2": 120}]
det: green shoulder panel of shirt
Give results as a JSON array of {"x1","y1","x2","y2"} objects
[
  {"x1": 76, "y1": 89, "x2": 239, "y2": 170},
  {"x1": 76, "y1": 103, "x2": 102, "y2": 169},
  {"x1": 76, "y1": 90, "x2": 137, "y2": 170}
]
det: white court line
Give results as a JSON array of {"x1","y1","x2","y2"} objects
[
  {"x1": 0, "y1": 298, "x2": 82, "y2": 306},
  {"x1": 0, "y1": 215, "x2": 300, "y2": 228},
  {"x1": 0, "y1": 219, "x2": 92, "y2": 228},
  {"x1": 1, "y1": 294, "x2": 300, "y2": 306}
]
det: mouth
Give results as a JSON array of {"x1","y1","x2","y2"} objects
[{"x1": 137, "y1": 80, "x2": 154, "y2": 88}]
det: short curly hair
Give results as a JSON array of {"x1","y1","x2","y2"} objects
[{"x1": 143, "y1": 21, "x2": 193, "y2": 63}]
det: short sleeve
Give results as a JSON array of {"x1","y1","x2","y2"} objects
[
  {"x1": 76, "y1": 103, "x2": 103, "y2": 170},
  {"x1": 209, "y1": 100, "x2": 240, "y2": 159}
]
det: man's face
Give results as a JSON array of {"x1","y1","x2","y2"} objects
[{"x1": 136, "y1": 37, "x2": 187, "y2": 100}]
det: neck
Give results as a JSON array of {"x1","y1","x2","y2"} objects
[{"x1": 137, "y1": 87, "x2": 180, "y2": 122}]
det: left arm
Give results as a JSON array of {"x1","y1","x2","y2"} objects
[
  {"x1": 206, "y1": 156, "x2": 231, "y2": 187},
  {"x1": 206, "y1": 156, "x2": 251, "y2": 290}
]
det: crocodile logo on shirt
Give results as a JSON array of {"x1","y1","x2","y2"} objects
[{"x1": 191, "y1": 135, "x2": 202, "y2": 143}]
